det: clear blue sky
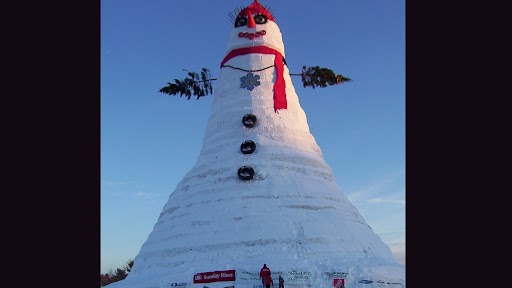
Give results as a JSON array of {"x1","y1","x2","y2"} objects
[{"x1": 101, "y1": 0, "x2": 405, "y2": 274}]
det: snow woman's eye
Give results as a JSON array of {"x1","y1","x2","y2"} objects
[
  {"x1": 254, "y1": 14, "x2": 268, "y2": 24},
  {"x1": 235, "y1": 17, "x2": 247, "y2": 27}
]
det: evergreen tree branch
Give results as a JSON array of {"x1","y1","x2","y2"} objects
[
  {"x1": 299, "y1": 66, "x2": 351, "y2": 89},
  {"x1": 159, "y1": 68, "x2": 214, "y2": 100}
]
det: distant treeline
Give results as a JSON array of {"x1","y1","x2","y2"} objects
[{"x1": 100, "y1": 259, "x2": 133, "y2": 287}]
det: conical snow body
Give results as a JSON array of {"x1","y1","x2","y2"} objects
[{"x1": 110, "y1": 2, "x2": 404, "y2": 287}]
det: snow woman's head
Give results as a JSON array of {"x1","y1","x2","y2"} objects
[{"x1": 225, "y1": 0, "x2": 285, "y2": 57}]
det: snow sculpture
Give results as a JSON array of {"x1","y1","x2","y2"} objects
[{"x1": 109, "y1": 1, "x2": 405, "y2": 287}]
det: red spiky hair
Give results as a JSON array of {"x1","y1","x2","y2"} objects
[{"x1": 229, "y1": 0, "x2": 275, "y2": 23}]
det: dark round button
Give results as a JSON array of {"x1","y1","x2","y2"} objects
[
  {"x1": 240, "y1": 140, "x2": 256, "y2": 154},
  {"x1": 242, "y1": 113, "x2": 257, "y2": 128},
  {"x1": 238, "y1": 166, "x2": 254, "y2": 180}
]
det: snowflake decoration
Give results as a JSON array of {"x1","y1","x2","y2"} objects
[{"x1": 240, "y1": 72, "x2": 260, "y2": 91}]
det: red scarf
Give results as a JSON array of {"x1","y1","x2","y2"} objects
[{"x1": 220, "y1": 46, "x2": 287, "y2": 112}]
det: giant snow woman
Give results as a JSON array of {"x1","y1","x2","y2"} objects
[{"x1": 110, "y1": 1, "x2": 405, "y2": 287}]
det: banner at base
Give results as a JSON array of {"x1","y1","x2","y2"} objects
[
  {"x1": 334, "y1": 278, "x2": 345, "y2": 288},
  {"x1": 193, "y1": 270, "x2": 236, "y2": 284}
]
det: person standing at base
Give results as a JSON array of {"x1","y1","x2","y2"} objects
[
  {"x1": 260, "y1": 264, "x2": 271, "y2": 286},
  {"x1": 278, "y1": 274, "x2": 284, "y2": 288},
  {"x1": 264, "y1": 272, "x2": 274, "y2": 288}
]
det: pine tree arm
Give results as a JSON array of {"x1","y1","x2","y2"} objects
[
  {"x1": 159, "y1": 68, "x2": 213, "y2": 100},
  {"x1": 292, "y1": 66, "x2": 351, "y2": 89}
]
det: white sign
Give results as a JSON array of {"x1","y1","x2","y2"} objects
[
  {"x1": 237, "y1": 270, "x2": 260, "y2": 282},
  {"x1": 286, "y1": 270, "x2": 312, "y2": 284},
  {"x1": 323, "y1": 272, "x2": 348, "y2": 279},
  {"x1": 235, "y1": 269, "x2": 313, "y2": 285}
]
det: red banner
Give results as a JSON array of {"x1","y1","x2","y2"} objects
[
  {"x1": 193, "y1": 270, "x2": 236, "y2": 283},
  {"x1": 333, "y1": 278, "x2": 345, "y2": 288}
]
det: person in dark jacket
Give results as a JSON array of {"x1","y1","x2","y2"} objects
[
  {"x1": 264, "y1": 272, "x2": 274, "y2": 288},
  {"x1": 260, "y1": 264, "x2": 271, "y2": 286},
  {"x1": 278, "y1": 275, "x2": 284, "y2": 288}
]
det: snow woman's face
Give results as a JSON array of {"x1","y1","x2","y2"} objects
[{"x1": 225, "y1": 2, "x2": 285, "y2": 57}]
